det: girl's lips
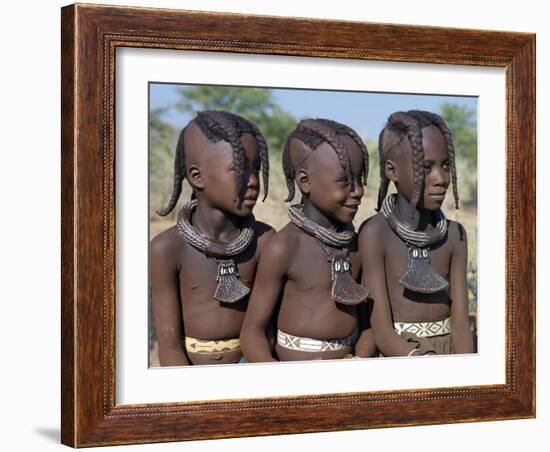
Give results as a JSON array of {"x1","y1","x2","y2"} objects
[
  {"x1": 429, "y1": 193, "x2": 446, "y2": 201},
  {"x1": 242, "y1": 199, "x2": 257, "y2": 207}
]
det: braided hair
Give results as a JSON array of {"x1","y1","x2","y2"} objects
[
  {"x1": 157, "y1": 110, "x2": 269, "y2": 216},
  {"x1": 282, "y1": 118, "x2": 369, "y2": 202},
  {"x1": 376, "y1": 110, "x2": 459, "y2": 214}
]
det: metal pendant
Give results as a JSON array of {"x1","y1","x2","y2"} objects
[
  {"x1": 213, "y1": 259, "x2": 250, "y2": 303},
  {"x1": 330, "y1": 255, "x2": 369, "y2": 305},
  {"x1": 399, "y1": 247, "x2": 449, "y2": 294}
]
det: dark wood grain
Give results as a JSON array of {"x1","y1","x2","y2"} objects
[
  {"x1": 60, "y1": 5, "x2": 75, "y2": 446},
  {"x1": 60, "y1": 3, "x2": 536, "y2": 447}
]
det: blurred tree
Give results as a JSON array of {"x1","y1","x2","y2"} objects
[
  {"x1": 176, "y1": 86, "x2": 296, "y2": 155},
  {"x1": 440, "y1": 102, "x2": 477, "y2": 163},
  {"x1": 439, "y1": 102, "x2": 477, "y2": 206},
  {"x1": 149, "y1": 107, "x2": 178, "y2": 219},
  {"x1": 150, "y1": 107, "x2": 176, "y2": 143},
  {"x1": 149, "y1": 107, "x2": 176, "y2": 167}
]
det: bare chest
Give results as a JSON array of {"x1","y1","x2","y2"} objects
[
  {"x1": 384, "y1": 230, "x2": 453, "y2": 282},
  {"x1": 287, "y1": 237, "x2": 361, "y2": 291},
  {"x1": 176, "y1": 243, "x2": 258, "y2": 303}
]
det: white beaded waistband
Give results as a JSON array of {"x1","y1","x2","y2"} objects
[
  {"x1": 277, "y1": 329, "x2": 357, "y2": 352},
  {"x1": 394, "y1": 317, "x2": 451, "y2": 338}
]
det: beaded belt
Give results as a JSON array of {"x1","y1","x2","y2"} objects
[
  {"x1": 277, "y1": 329, "x2": 357, "y2": 352},
  {"x1": 394, "y1": 317, "x2": 451, "y2": 338},
  {"x1": 184, "y1": 337, "x2": 240, "y2": 354}
]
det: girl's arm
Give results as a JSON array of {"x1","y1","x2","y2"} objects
[
  {"x1": 449, "y1": 222, "x2": 475, "y2": 354},
  {"x1": 359, "y1": 219, "x2": 421, "y2": 356},
  {"x1": 240, "y1": 234, "x2": 289, "y2": 362},
  {"x1": 150, "y1": 231, "x2": 190, "y2": 366}
]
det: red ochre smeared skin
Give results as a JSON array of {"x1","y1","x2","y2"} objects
[
  {"x1": 359, "y1": 116, "x2": 474, "y2": 357},
  {"x1": 241, "y1": 120, "x2": 376, "y2": 362},
  {"x1": 150, "y1": 114, "x2": 275, "y2": 366}
]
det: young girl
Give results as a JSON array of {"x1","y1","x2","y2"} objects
[
  {"x1": 150, "y1": 111, "x2": 274, "y2": 365},
  {"x1": 241, "y1": 118, "x2": 375, "y2": 362},
  {"x1": 359, "y1": 110, "x2": 474, "y2": 356}
]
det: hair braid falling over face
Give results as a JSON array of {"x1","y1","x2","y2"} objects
[
  {"x1": 157, "y1": 110, "x2": 270, "y2": 216},
  {"x1": 315, "y1": 118, "x2": 369, "y2": 187},
  {"x1": 282, "y1": 118, "x2": 369, "y2": 202},
  {"x1": 376, "y1": 110, "x2": 459, "y2": 215},
  {"x1": 407, "y1": 110, "x2": 459, "y2": 211}
]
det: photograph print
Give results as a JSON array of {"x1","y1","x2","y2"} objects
[{"x1": 148, "y1": 83, "x2": 478, "y2": 367}]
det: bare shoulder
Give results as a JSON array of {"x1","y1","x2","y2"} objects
[
  {"x1": 447, "y1": 219, "x2": 468, "y2": 244},
  {"x1": 259, "y1": 223, "x2": 297, "y2": 264},
  {"x1": 254, "y1": 220, "x2": 276, "y2": 250},
  {"x1": 150, "y1": 225, "x2": 185, "y2": 261},
  {"x1": 358, "y1": 212, "x2": 388, "y2": 241}
]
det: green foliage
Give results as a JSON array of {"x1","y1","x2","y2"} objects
[
  {"x1": 440, "y1": 102, "x2": 477, "y2": 163},
  {"x1": 150, "y1": 107, "x2": 176, "y2": 145},
  {"x1": 439, "y1": 102, "x2": 478, "y2": 207},
  {"x1": 176, "y1": 86, "x2": 296, "y2": 154},
  {"x1": 149, "y1": 107, "x2": 177, "y2": 167},
  {"x1": 149, "y1": 107, "x2": 178, "y2": 219}
]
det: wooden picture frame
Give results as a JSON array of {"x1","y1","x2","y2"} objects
[{"x1": 61, "y1": 3, "x2": 535, "y2": 447}]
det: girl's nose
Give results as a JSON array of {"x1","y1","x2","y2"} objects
[
  {"x1": 431, "y1": 167, "x2": 449, "y2": 186},
  {"x1": 246, "y1": 168, "x2": 259, "y2": 188},
  {"x1": 351, "y1": 179, "x2": 364, "y2": 198}
]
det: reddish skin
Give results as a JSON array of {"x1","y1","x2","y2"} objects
[
  {"x1": 150, "y1": 123, "x2": 274, "y2": 366},
  {"x1": 241, "y1": 135, "x2": 374, "y2": 362},
  {"x1": 359, "y1": 125, "x2": 474, "y2": 356}
]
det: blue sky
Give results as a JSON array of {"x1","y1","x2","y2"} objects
[{"x1": 150, "y1": 83, "x2": 477, "y2": 142}]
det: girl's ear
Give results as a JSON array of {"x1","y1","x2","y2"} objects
[
  {"x1": 385, "y1": 159, "x2": 398, "y2": 183},
  {"x1": 296, "y1": 168, "x2": 311, "y2": 195},
  {"x1": 188, "y1": 164, "x2": 204, "y2": 190}
]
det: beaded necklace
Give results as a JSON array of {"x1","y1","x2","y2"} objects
[
  {"x1": 381, "y1": 194, "x2": 449, "y2": 293},
  {"x1": 288, "y1": 204, "x2": 368, "y2": 305},
  {"x1": 177, "y1": 200, "x2": 255, "y2": 303}
]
